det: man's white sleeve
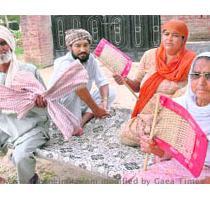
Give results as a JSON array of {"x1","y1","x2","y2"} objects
[
  {"x1": 94, "y1": 59, "x2": 109, "y2": 88},
  {"x1": 49, "y1": 59, "x2": 72, "y2": 88}
]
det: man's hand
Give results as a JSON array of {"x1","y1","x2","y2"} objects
[
  {"x1": 93, "y1": 106, "x2": 110, "y2": 119},
  {"x1": 35, "y1": 95, "x2": 47, "y2": 108},
  {"x1": 0, "y1": 65, "x2": 9, "y2": 73},
  {"x1": 76, "y1": 87, "x2": 110, "y2": 118}
]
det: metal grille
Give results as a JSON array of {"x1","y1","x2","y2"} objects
[{"x1": 51, "y1": 15, "x2": 161, "y2": 61}]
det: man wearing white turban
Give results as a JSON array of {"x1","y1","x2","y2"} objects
[
  {"x1": 50, "y1": 29, "x2": 116, "y2": 127},
  {"x1": 0, "y1": 25, "x2": 49, "y2": 183}
]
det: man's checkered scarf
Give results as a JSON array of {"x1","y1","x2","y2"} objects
[{"x1": 0, "y1": 60, "x2": 89, "y2": 140}]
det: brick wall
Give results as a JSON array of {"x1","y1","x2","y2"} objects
[
  {"x1": 20, "y1": 16, "x2": 54, "y2": 68},
  {"x1": 161, "y1": 15, "x2": 210, "y2": 41}
]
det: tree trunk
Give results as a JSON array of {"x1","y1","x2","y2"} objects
[{"x1": 4, "y1": 15, "x2": 9, "y2": 28}]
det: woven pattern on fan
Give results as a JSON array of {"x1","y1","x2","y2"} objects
[
  {"x1": 152, "y1": 95, "x2": 208, "y2": 177},
  {"x1": 154, "y1": 105, "x2": 195, "y2": 160},
  {"x1": 94, "y1": 38, "x2": 132, "y2": 77}
]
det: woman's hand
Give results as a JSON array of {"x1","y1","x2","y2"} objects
[
  {"x1": 199, "y1": 177, "x2": 210, "y2": 184},
  {"x1": 113, "y1": 72, "x2": 125, "y2": 85},
  {"x1": 35, "y1": 95, "x2": 47, "y2": 108},
  {"x1": 140, "y1": 135, "x2": 165, "y2": 157}
]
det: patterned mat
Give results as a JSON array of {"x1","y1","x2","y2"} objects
[{"x1": 36, "y1": 108, "x2": 153, "y2": 181}]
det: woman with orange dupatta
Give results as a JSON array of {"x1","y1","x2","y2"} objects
[{"x1": 113, "y1": 19, "x2": 196, "y2": 147}]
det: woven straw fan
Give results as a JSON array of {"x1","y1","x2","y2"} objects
[
  {"x1": 143, "y1": 94, "x2": 160, "y2": 171},
  {"x1": 143, "y1": 95, "x2": 208, "y2": 178},
  {"x1": 94, "y1": 38, "x2": 138, "y2": 99}
]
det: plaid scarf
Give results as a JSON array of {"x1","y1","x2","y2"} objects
[{"x1": 0, "y1": 60, "x2": 88, "y2": 140}]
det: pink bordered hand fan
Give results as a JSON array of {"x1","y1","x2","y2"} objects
[
  {"x1": 94, "y1": 38, "x2": 138, "y2": 98},
  {"x1": 144, "y1": 95, "x2": 208, "y2": 178},
  {"x1": 94, "y1": 38, "x2": 132, "y2": 77}
]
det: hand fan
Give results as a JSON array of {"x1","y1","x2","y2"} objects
[
  {"x1": 94, "y1": 38, "x2": 132, "y2": 77},
  {"x1": 144, "y1": 95, "x2": 208, "y2": 177},
  {"x1": 94, "y1": 38, "x2": 138, "y2": 98}
]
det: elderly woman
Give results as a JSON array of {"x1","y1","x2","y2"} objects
[
  {"x1": 123, "y1": 52, "x2": 210, "y2": 184},
  {"x1": 113, "y1": 19, "x2": 196, "y2": 146}
]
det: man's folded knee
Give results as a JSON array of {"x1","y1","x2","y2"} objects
[{"x1": 12, "y1": 150, "x2": 35, "y2": 165}]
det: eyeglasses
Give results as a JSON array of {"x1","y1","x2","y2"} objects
[
  {"x1": 0, "y1": 41, "x2": 8, "y2": 46},
  {"x1": 189, "y1": 72, "x2": 210, "y2": 81}
]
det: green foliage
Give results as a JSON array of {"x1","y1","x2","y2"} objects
[
  {"x1": 15, "y1": 47, "x2": 24, "y2": 56},
  {"x1": 7, "y1": 175, "x2": 18, "y2": 184},
  {"x1": 0, "y1": 15, "x2": 20, "y2": 24},
  {"x1": 11, "y1": 30, "x2": 22, "y2": 47},
  {"x1": 12, "y1": 30, "x2": 24, "y2": 58},
  {"x1": 39, "y1": 170, "x2": 57, "y2": 183}
]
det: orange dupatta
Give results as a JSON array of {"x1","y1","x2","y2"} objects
[{"x1": 131, "y1": 20, "x2": 196, "y2": 118}]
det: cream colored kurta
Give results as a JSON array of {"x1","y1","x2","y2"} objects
[
  {"x1": 120, "y1": 49, "x2": 189, "y2": 145},
  {"x1": 49, "y1": 53, "x2": 115, "y2": 120},
  {"x1": 135, "y1": 48, "x2": 187, "y2": 114}
]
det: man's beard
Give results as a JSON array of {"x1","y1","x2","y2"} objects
[
  {"x1": 0, "y1": 50, "x2": 12, "y2": 64},
  {"x1": 71, "y1": 52, "x2": 90, "y2": 63}
]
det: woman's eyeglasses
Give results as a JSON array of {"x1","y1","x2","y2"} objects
[
  {"x1": 189, "y1": 72, "x2": 210, "y2": 81},
  {"x1": 0, "y1": 41, "x2": 8, "y2": 46}
]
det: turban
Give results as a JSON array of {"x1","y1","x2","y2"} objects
[
  {"x1": 162, "y1": 19, "x2": 189, "y2": 42},
  {"x1": 0, "y1": 25, "x2": 16, "y2": 51},
  {"x1": 65, "y1": 29, "x2": 92, "y2": 47},
  {"x1": 0, "y1": 26, "x2": 18, "y2": 87}
]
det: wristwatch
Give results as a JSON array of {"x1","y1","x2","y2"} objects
[{"x1": 0, "y1": 72, "x2": 6, "y2": 83}]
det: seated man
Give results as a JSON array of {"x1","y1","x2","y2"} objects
[
  {"x1": 0, "y1": 25, "x2": 48, "y2": 183},
  {"x1": 50, "y1": 29, "x2": 116, "y2": 127}
]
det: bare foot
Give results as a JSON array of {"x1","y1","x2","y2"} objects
[
  {"x1": 0, "y1": 176, "x2": 6, "y2": 184},
  {"x1": 73, "y1": 127, "x2": 83, "y2": 136},
  {"x1": 81, "y1": 112, "x2": 94, "y2": 127}
]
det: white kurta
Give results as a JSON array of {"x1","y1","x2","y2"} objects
[
  {"x1": 0, "y1": 62, "x2": 49, "y2": 183},
  {"x1": 0, "y1": 62, "x2": 49, "y2": 144},
  {"x1": 49, "y1": 53, "x2": 115, "y2": 120}
]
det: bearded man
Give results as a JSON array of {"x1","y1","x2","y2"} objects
[{"x1": 50, "y1": 29, "x2": 116, "y2": 127}]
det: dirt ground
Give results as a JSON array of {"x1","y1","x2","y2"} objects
[{"x1": 0, "y1": 62, "x2": 140, "y2": 184}]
